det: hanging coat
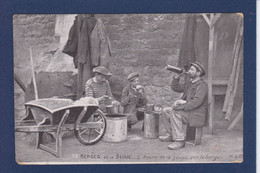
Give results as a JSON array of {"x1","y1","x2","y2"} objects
[
  {"x1": 62, "y1": 15, "x2": 97, "y2": 68},
  {"x1": 62, "y1": 16, "x2": 79, "y2": 67},
  {"x1": 77, "y1": 15, "x2": 97, "y2": 64},
  {"x1": 90, "y1": 19, "x2": 112, "y2": 68}
]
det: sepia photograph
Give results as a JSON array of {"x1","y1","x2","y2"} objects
[{"x1": 13, "y1": 13, "x2": 243, "y2": 164}]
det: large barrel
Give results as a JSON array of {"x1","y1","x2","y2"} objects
[
  {"x1": 102, "y1": 114, "x2": 127, "y2": 142},
  {"x1": 144, "y1": 113, "x2": 159, "y2": 138}
]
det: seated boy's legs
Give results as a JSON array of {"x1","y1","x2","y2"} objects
[{"x1": 127, "y1": 111, "x2": 138, "y2": 131}]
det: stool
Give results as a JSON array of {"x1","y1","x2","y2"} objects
[{"x1": 185, "y1": 126, "x2": 203, "y2": 145}]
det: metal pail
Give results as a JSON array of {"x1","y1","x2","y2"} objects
[
  {"x1": 103, "y1": 114, "x2": 127, "y2": 142},
  {"x1": 144, "y1": 113, "x2": 159, "y2": 138}
]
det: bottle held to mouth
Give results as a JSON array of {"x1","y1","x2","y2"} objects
[{"x1": 165, "y1": 64, "x2": 188, "y2": 74}]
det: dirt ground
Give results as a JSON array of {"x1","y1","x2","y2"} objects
[
  {"x1": 15, "y1": 92, "x2": 243, "y2": 164},
  {"x1": 15, "y1": 125, "x2": 242, "y2": 164},
  {"x1": 15, "y1": 96, "x2": 243, "y2": 164}
]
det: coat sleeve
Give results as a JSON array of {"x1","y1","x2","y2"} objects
[
  {"x1": 121, "y1": 87, "x2": 130, "y2": 107},
  {"x1": 182, "y1": 83, "x2": 208, "y2": 111},
  {"x1": 105, "y1": 81, "x2": 113, "y2": 98},
  {"x1": 90, "y1": 22, "x2": 101, "y2": 66},
  {"x1": 171, "y1": 77, "x2": 186, "y2": 93}
]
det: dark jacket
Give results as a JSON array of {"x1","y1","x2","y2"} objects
[
  {"x1": 62, "y1": 15, "x2": 97, "y2": 68},
  {"x1": 121, "y1": 84, "x2": 148, "y2": 113},
  {"x1": 171, "y1": 77, "x2": 208, "y2": 126}
]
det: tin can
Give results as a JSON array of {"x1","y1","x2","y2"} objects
[
  {"x1": 103, "y1": 114, "x2": 127, "y2": 142},
  {"x1": 144, "y1": 113, "x2": 159, "y2": 139},
  {"x1": 146, "y1": 104, "x2": 154, "y2": 114}
]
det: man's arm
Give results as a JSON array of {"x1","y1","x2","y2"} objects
[
  {"x1": 171, "y1": 75, "x2": 186, "y2": 93},
  {"x1": 105, "y1": 81, "x2": 113, "y2": 98},
  {"x1": 121, "y1": 86, "x2": 130, "y2": 107}
]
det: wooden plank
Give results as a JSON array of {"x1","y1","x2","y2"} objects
[
  {"x1": 211, "y1": 13, "x2": 221, "y2": 27},
  {"x1": 194, "y1": 127, "x2": 203, "y2": 145},
  {"x1": 14, "y1": 73, "x2": 27, "y2": 92},
  {"x1": 39, "y1": 144, "x2": 58, "y2": 157},
  {"x1": 29, "y1": 47, "x2": 38, "y2": 100},
  {"x1": 227, "y1": 103, "x2": 243, "y2": 131},
  {"x1": 76, "y1": 122, "x2": 104, "y2": 129},
  {"x1": 223, "y1": 16, "x2": 243, "y2": 113},
  {"x1": 208, "y1": 14, "x2": 215, "y2": 134},
  {"x1": 202, "y1": 14, "x2": 212, "y2": 27},
  {"x1": 225, "y1": 39, "x2": 243, "y2": 120},
  {"x1": 15, "y1": 124, "x2": 75, "y2": 132}
]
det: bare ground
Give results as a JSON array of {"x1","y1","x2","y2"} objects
[{"x1": 15, "y1": 123, "x2": 242, "y2": 164}]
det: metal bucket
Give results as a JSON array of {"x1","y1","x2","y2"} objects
[
  {"x1": 106, "y1": 105, "x2": 119, "y2": 114},
  {"x1": 103, "y1": 114, "x2": 127, "y2": 142},
  {"x1": 144, "y1": 113, "x2": 159, "y2": 138}
]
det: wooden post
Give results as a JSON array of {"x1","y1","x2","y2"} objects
[
  {"x1": 29, "y1": 47, "x2": 38, "y2": 100},
  {"x1": 227, "y1": 103, "x2": 243, "y2": 131},
  {"x1": 207, "y1": 14, "x2": 215, "y2": 134},
  {"x1": 14, "y1": 73, "x2": 27, "y2": 92},
  {"x1": 223, "y1": 16, "x2": 243, "y2": 113}
]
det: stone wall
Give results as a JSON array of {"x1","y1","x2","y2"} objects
[
  {"x1": 14, "y1": 14, "x2": 186, "y2": 107},
  {"x1": 13, "y1": 15, "x2": 59, "y2": 86},
  {"x1": 97, "y1": 14, "x2": 186, "y2": 105}
]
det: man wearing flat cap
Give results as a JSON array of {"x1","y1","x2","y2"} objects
[
  {"x1": 159, "y1": 61, "x2": 208, "y2": 150},
  {"x1": 121, "y1": 72, "x2": 148, "y2": 131},
  {"x1": 85, "y1": 66, "x2": 114, "y2": 112}
]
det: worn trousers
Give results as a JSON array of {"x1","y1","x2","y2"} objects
[{"x1": 162, "y1": 107, "x2": 189, "y2": 141}]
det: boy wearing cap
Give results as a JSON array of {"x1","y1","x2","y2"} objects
[
  {"x1": 85, "y1": 66, "x2": 113, "y2": 112},
  {"x1": 121, "y1": 72, "x2": 148, "y2": 131},
  {"x1": 159, "y1": 62, "x2": 208, "y2": 150}
]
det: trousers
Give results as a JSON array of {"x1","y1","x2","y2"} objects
[{"x1": 162, "y1": 107, "x2": 189, "y2": 141}]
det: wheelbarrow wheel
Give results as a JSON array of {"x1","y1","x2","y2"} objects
[{"x1": 74, "y1": 109, "x2": 106, "y2": 145}]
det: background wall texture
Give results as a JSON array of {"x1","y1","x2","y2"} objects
[{"x1": 13, "y1": 14, "x2": 186, "y2": 106}]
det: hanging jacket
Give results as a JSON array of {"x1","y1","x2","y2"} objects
[
  {"x1": 62, "y1": 16, "x2": 78, "y2": 67},
  {"x1": 77, "y1": 15, "x2": 97, "y2": 64},
  {"x1": 62, "y1": 15, "x2": 97, "y2": 68},
  {"x1": 90, "y1": 19, "x2": 112, "y2": 68}
]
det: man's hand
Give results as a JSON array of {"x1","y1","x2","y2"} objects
[
  {"x1": 97, "y1": 95, "x2": 111, "y2": 102},
  {"x1": 136, "y1": 85, "x2": 145, "y2": 97},
  {"x1": 129, "y1": 92, "x2": 137, "y2": 99},
  {"x1": 172, "y1": 99, "x2": 186, "y2": 110},
  {"x1": 175, "y1": 73, "x2": 181, "y2": 78},
  {"x1": 173, "y1": 99, "x2": 187, "y2": 107},
  {"x1": 172, "y1": 105, "x2": 184, "y2": 110}
]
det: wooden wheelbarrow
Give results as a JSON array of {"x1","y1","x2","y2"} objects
[{"x1": 15, "y1": 97, "x2": 106, "y2": 157}]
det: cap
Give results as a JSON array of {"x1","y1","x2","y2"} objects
[
  {"x1": 190, "y1": 61, "x2": 206, "y2": 77},
  {"x1": 127, "y1": 72, "x2": 139, "y2": 82},
  {"x1": 93, "y1": 66, "x2": 112, "y2": 76}
]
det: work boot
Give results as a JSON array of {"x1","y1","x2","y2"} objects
[
  {"x1": 168, "y1": 141, "x2": 185, "y2": 150},
  {"x1": 159, "y1": 134, "x2": 173, "y2": 142}
]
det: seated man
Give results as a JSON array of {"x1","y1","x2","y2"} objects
[
  {"x1": 85, "y1": 66, "x2": 113, "y2": 113},
  {"x1": 121, "y1": 72, "x2": 148, "y2": 131},
  {"x1": 159, "y1": 62, "x2": 208, "y2": 150}
]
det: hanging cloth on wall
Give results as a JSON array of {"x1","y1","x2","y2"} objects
[
  {"x1": 91, "y1": 19, "x2": 112, "y2": 68},
  {"x1": 62, "y1": 15, "x2": 113, "y2": 99},
  {"x1": 62, "y1": 16, "x2": 79, "y2": 67},
  {"x1": 62, "y1": 15, "x2": 97, "y2": 68},
  {"x1": 177, "y1": 14, "x2": 197, "y2": 71}
]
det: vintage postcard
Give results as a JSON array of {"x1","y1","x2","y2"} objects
[{"x1": 14, "y1": 13, "x2": 243, "y2": 164}]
